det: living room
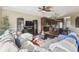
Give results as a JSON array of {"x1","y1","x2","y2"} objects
[{"x1": 0, "y1": 6, "x2": 79, "y2": 52}]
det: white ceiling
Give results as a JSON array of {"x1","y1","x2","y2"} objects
[{"x1": 2, "y1": 6, "x2": 79, "y2": 18}]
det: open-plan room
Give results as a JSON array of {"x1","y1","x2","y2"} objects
[{"x1": 0, "y1": 6, "x2": 79, "y2": 52}]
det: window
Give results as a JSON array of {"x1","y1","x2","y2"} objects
[{"x1": 75, "y1": 17, "x2": 79, "y2": 27}]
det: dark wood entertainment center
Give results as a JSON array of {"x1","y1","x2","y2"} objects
[{"x1": 41, "y1": 17, "x2": 64, "y2": 38}]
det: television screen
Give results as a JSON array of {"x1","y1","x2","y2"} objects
[
  {"x1": 43, "y1": 27, "x2": 49, "y2": 32},
  {"x1": 25, "y1": 21, "x2": 34, "y2": 26}
]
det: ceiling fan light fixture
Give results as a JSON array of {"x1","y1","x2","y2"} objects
[{"x1": 38, "y1": 6, "x2": 52, "y2": 12}]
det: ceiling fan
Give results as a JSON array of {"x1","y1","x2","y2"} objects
[{"x1": 38, "y1": 6, "x2": 52, "y2": 12}]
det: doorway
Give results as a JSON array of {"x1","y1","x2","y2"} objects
[{"x1": 17, "y1": 18, "x2": 24, "y2": 31}]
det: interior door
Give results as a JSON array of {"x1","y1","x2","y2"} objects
[{"x1": 17, "y1": 18, "x2": 24, "y2": 31}]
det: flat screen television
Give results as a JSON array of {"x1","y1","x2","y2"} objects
[
  {"x1": 25, "y1": 21, "x2": 34, "y2": 26},
  {"x1": 43, "y1": 26, "x2": 49, "y2": 32}
]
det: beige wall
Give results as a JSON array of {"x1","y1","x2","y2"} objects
[
  {"x1": 62, "y1": 13, "x2": 79, "y2": 29},
  {"x1": 71, "y1": 14, "x2": 79, "y2": 28},
  {"x1": 64, "y1": 13, "x2": 79, "y2": 32},
  {"x1": 0, "y1": 7, "x2": 2, "y2": 30},
  {"x1": 2, "y1": 9, "x2": 41, "y2": 32},
  {"x1": 71, "y1": 15, "x2": 76, "y2": 27},
  {"x1": 0, "y1": 7, "x2": 2, "y2": 20}
]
